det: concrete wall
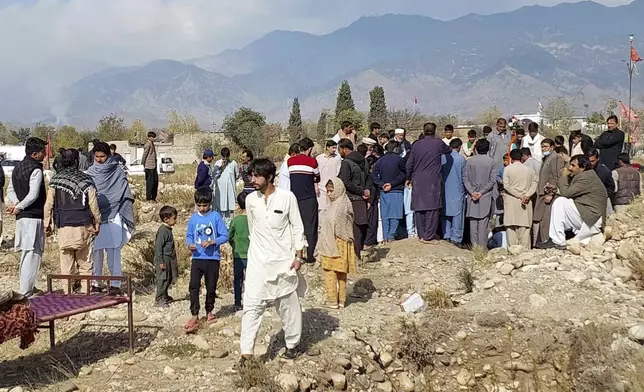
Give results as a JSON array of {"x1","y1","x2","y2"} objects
[{"x1": 102, "y1": 133, "x2": 228, "y2": 165}]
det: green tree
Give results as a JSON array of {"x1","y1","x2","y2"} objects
[
  {"x1": 222, "y1": 107, "x2": 278, "y2": 157},
  {"x1": 543, "y1": 97, "x2": 576, "y2": 136},
  {"x1": 287, "y1": 98, "x2": 303, "y2": 144},
  {"x1": 587, "y1": 111, "x2": 605, "y2": 124},
  {"x1": 31, "y1": 122, "x2": 56, "y2": 142},
  {"x1": 368, "y1": 86, "x2": 387, "y2": 127},
  {"x1": 316, "y1": 110, "x2": 329, "y2": 144},
  {"x1": 168, "y1": 110, "x2": 200, "y2": 134},
  {"x1": 11, "y1": 127, "x2": 31, "y2": 145},
  {"x1": 387, "y1": 108, "x2": 427, "y2": 133},
  {"x1": 129, "y1": 118, "x2": 148, "y2": 142},
  {"x1": 335, "y1": 109, "x2": 365, "y2": 137},
  {"x1": 55, "y1": 125, "x2": 84, "y2": 150},
  {"x1": 335, "y1": 80, "x2": 355, "y2": 114},
  {"x1": 97, "y1": 113, "x2": 127, "y2": 141},
  {"x1": 477, "y1": 105, "x2": 503, "y2": 127},
  {"x1": 605, "y1": 98, "x2": 619, "y2": 117},
  {"x1": 0, "y1": 122, "x2": 19, "y2": 145}
]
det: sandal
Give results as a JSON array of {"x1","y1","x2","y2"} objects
[
  {"x1": 338, "y1": 302, "x2": 346, "y2": 309},
  {"x1": 206, "y1": 313, "x2": 217, "y2": 325},
  {"x1": 184, "y1": 318, "x2": 199, "y2": 334}
]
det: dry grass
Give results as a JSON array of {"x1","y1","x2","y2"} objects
[
  {"x1": 422, "y1": 288, "x2": 454, "y2": 309},
  {"x1": 158, "y1": 187, "x2": 195, "y2": 211},
  {"x1": 475, "y1": 311, "x2": 510, "y2": 328},
  {"x1": 566, "y1": 323, "x2": 644, "y2": 392},
  {"x1": 236, "y1": 357, "x2": 281, "y2": 392},
  {"x1": 458, "y1": 268, "x2": 474, "y2": 293},
  {"x1": 470, "y1": 245, "x2": 489, "y2": 266},
  {"x1": 398, "y1": 310, "x2": 463, "y2": 370},
  {"x1": 159, "y1": 343, "x2": 198, "y2": 358}
]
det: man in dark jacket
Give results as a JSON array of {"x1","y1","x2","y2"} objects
[
  {"x1": 372, "y1": 140, "x2": 406, "y2": 243},
  {"x1": 338, "y1": 138, "x2": 369, "y2": 258},
  {"x1": 6, "y1": 137, "x2": 47, "y2": 296},
  {"x1": 587, "y1": 148, "x2": 616, "y2": 214},
  {"x1": 594, "y1": 115, "x2": 625, "y2": 170}
]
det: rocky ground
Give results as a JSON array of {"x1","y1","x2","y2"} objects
[{"x1": 3, "y1": 174, "x2": 644, "y2": 392}]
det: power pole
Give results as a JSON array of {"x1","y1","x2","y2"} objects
[{"x1": 627, "y1": 34, "x2": 635, "y2": 156}]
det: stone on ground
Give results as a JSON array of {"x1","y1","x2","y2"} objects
[
  {"x1": 192, "y1": 335, "x2": 210, "y2": 351},
  {"x1": 276, "y1": 373, "x2": 299, "y2": 392}
]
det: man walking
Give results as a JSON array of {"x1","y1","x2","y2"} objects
[
  {"x1": 287, "y1": 137, "x2": 320, "y2": 263},
  {"x1": 441, "y1": 138, "x2": 466, "y2": 247},
  {"x1": 502, "y1": 149, "x2": 537, "y2": 249},
  {"x1": 6, "y1": 137, "x2": 48, "y2": 297},
  {"x1": 405, "y1": 122, "x2": 451, "y2": 244},
  {"x1": 241, "y1": 158, "x2": 305, "y2": 361},
  {"x1": 463, "y1": 139, "x2": 497, "y2": 247},
  {"x1": 141, "y1": 131, "x2": 158, "y2": 201}
]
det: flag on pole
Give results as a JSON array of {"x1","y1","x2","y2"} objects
[
  {"x1": 538, "y1": 101, "x2": 544, "y2": 113},
  {"x1": 620, "y1": 101, "x2": 641, "y2": 144},
  {"x1": 632, "y1": 47, "x2": 643, "y2": 63},
  {"x1": 413, "y1": 96, "x2": 418, "y2": 105}
]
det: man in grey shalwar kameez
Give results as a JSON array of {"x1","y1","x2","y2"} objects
[
  {"x1": 7, "y1": 137, "x2": 48, "y2": 297},
  {"x1": 463, "y1": 139, "x2": 497, "y2": 247}
]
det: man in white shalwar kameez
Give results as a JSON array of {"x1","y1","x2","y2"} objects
[
  {"x1": 241, "y1": 158, "x2": 306, "y2": 361},
  {"x1": 6, "y1": 137, "x2": 48, "y2": 297}
]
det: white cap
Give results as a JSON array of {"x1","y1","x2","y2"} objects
[
  {"x1": 361, "y1": 137, "x2": 377, "y2": 145},
  {"x1": 394, "y1": 128, "x2": 405, "y2": 135}
]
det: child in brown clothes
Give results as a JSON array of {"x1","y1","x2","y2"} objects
[{"x1": 319, "y1": 178, "x2": 356, "y2": 309}]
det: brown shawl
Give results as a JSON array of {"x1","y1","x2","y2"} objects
[{"x1": 319, "y1": 178, "x2": 354, "y2": 257}]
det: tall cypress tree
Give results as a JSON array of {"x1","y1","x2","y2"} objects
[
  {"x1": 288, "y1": 97, "x2": 303, "y2": 144},
  {"x1": 368, "y1": 86, "x2": 387, "y2": 127},
  {"x1": 335, "y1": 80, "x2": 355, "y2": 114},
  {"x1": 316, "y1": 110, "x2": 328, "y2": 144}
]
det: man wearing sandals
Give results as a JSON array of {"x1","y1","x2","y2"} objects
[{"x1": 240, "y1": 158, "x2": 306, "y2": 361}]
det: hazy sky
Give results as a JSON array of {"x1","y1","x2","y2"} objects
[{"x1": 0, "y1": 0, "x2": 634, "y2": 76}]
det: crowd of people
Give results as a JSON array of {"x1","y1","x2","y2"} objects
[
  {"x1": 4, "y1": 113, "x2": 642, "y2": 363},
  {"x1": 275, "y1": 115, "x2": 641, "y2": 263}
]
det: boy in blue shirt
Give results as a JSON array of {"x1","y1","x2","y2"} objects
[{"x1": 184, "y1": 187, "x2": 229, "y2": 333}]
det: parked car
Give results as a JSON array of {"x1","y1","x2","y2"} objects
[
  {"x1": 126, "y1": 157, "x2": 175, "y2": 176},
  {"x1": 1, "y1": 159, "x2": 21, "y2": 176}
]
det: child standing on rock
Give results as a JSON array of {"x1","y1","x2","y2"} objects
[
  {"x1": 154, "y1": 205, "x2": 178, "y2": 308},
  {"x1": 228, "y1": 192, "x2": 250, "y2": 312},
  {"x1": 318, "y1": 178, "x2": 356, "y2": 309},
  {"x1": 184, "y1": 187, "x2": 229, "y2": 333}
]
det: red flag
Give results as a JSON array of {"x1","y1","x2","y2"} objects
[
  {"x1": 632, "y1": 47, "x2": 642, "y2": 63},
  {"x1": 620, "y1": 101, "x2": 641, "y2": 143}
]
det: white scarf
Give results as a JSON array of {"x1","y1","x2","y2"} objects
[{"x1": 521, "y1": 133, "x2": 544, "y2": 161}]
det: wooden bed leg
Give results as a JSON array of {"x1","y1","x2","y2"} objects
[
  {"x1": 49, "y1": 320, "x2": 55, "y2": 349},
  {"x1": 127, "y1": 278, "x2": 134, "y2": 354}
]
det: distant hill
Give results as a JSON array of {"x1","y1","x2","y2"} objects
[{"x1": 7, "y1": 0, "x2": 644, "y2": 127}]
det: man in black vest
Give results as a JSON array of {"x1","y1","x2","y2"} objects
[
  {"x1": 44, "y1": 149, "x2": 101, "y2": 293},
  {"x1": 6, "y1": 137, "x2": 47, "y2": 297}
]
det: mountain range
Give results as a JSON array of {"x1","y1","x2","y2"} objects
[{"x1": 4, "y1": 0, "x2": 644, "y2": 128}]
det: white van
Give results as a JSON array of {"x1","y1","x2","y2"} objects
[{"x1": 127, "y1": 157, "x2": 175, "y2": 176}]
